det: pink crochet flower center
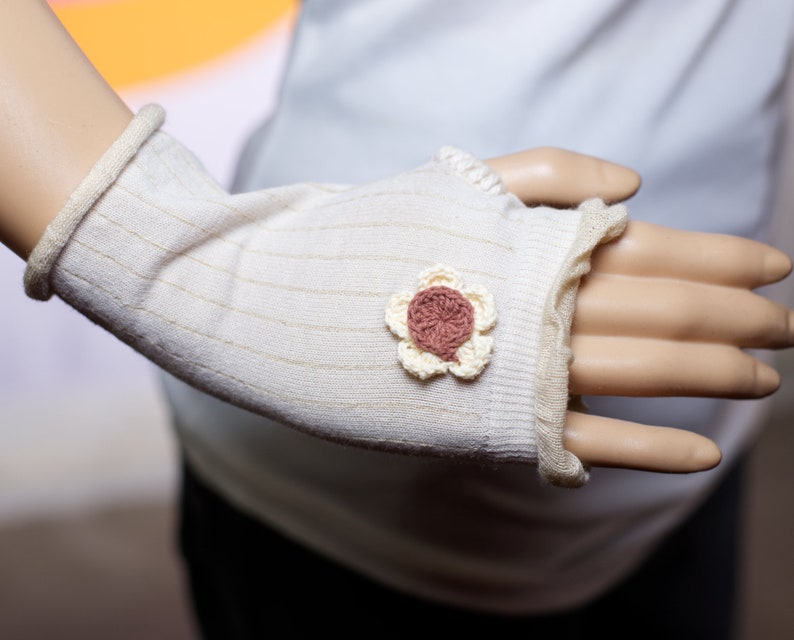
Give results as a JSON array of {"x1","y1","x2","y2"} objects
[{"x1": 407, "y1": 286, "x2": 475, "y2": 362}]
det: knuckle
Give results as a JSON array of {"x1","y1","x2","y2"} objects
[
  {"x1": 743, "y1": 301, "x2": 791, "y2": 347},
  {"x1": 659, "y1": 286, "x2": 702, "y2": 340}
]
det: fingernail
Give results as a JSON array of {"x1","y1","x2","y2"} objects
[
  {"x1": 764, "y1": 248, "x2": 793, "y2": 281},
  {"x1": 692, "y1": 438, "x2": 722, "y2": 472},
  {"x1": 602, "y1": 162, "x2": 641, "y2": 202},
  {"x1": 788, "y1": 309, "x2": 794, "y2": 343},
  {"x1": 756, "y1": 362, "x2": 782, "y2": 396}
]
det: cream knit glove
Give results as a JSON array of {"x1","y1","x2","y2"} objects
[{"x1": 25, "y1": 106, "x2": 626, "y2": 487}]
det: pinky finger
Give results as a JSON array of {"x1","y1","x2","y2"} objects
[{"x1": 563, "y1": 410, "x2": 722, "y2": 473}]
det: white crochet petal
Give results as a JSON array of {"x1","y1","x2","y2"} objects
[
  {"x1": 449, "y1": 334, "x2": 493, "y2": 380},
  {"x1": 398, "y1": 340, "x2": 449, "y2": 379},
  {"x1": 417, "y1": 264, "x2": 463, "y2": 290},
  {"x1": 463, "y1": 285, "x2": 496, "y2": 332},
  {"x1": 385, "y1": 291, "x2": 412, "y2": 339}
]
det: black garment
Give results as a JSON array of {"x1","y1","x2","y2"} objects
[{"x1": 178, "y1": 460, "x2": 744, "y2": 640}]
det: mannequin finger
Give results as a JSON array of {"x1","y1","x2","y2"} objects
[
  {"x1": 569, "y1": 336, "x2": 781, "y2": 398},
  {"x1": 574, "y1": 273, "x2": 794, "y2": 348},
  {"x1": 563, "y1": 411, "x2": 722, "y2": 472},
  {"x1": 484, "y1": 147, "x2": 641, "y2": 207},
  {"x1": 591, "y1": 221, "x2": 793, "y2": 288}
]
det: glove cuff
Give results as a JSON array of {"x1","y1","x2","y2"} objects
[
  {"x1": 24, "y1": 104, "x2": 165, "y2": 300},
  {"x1": 535, "y1": 198, "x2": 626, "y2": 487}
]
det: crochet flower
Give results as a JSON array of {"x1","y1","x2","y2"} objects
[{"x1": 386, "y1": 265, "x2": 496, "y2": 380}]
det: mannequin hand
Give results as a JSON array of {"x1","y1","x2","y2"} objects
[
  {"x1": 487, "y1": 148, "x2": 793, "y2": 474},
  {"x1": 567, "y1": 222, "x2": 791, "y2": 471}
]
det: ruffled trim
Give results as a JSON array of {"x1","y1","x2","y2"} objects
[
  {"x1": 24, "y1": 104, "x2": 165, "y2": 300},
  {"x1": 434, "y1": 146, "x2": 507, "y2": 196},
  {"x1": 535, "y1": 198, "x2": 628, "y2": 487}
]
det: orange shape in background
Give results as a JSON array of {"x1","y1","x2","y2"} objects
[{"x1": 50, "y1": 0, "x2": 297, "y2": 90}]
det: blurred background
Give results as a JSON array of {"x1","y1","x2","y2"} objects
[{"x1": 0, "y1": 2, "x2": 791, "y2": 638}]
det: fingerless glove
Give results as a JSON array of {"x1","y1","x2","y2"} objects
[{"x1": 25, "y1": 105, "x2": 626, "y2": 487}]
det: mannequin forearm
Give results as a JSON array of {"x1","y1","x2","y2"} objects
[{"x1": 0, "y1": 0, "x2": 132, "y2": 258}]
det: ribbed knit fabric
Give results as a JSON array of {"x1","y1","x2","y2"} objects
[{"x1": 24, "y1": 106, "x2": 626, "y2": 487}]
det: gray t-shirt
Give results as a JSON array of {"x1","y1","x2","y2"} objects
[{"x1": 163, "y1": 0, "x2": 794, "y2": 613}]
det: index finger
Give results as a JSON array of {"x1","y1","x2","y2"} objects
[{"x1": 590, "y1": 221, "x2": 793, "y2": 288}]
